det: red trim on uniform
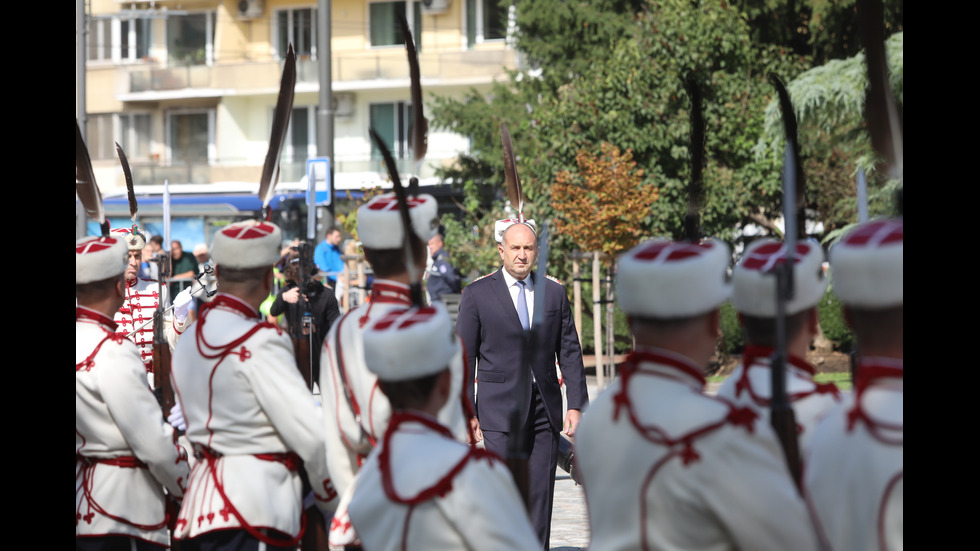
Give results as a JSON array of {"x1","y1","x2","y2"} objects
[
  {"x1": 878, "y1": 470, "x2": 903, "y2": 551},
  {"x1": 736, "y1": 345, "x2": 841, "y2": 406},
  {"x1": 191, "y1": 445, "x2": 307, "y2": 547},
  {"x1": 76, "y1": 308, "x2": 127, "y2": 372},
  {"x1": 377, "y1": 411, "x2": 499, "y2": 507},
  {"x1": 847, "y1": 359, "x2": 903, "y2": 445},
  {"x1": 611, "y1": 349, "x2": 761, "y2": 551},
  {"x1": 76, "y1": 454, "x2": 169, "y2": 531}
]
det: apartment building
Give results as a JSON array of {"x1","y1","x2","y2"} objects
[{"x1": 77, "y1": 0, "x2": 518, "y2": 196}]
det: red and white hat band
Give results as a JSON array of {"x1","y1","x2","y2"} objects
[
  {"x1": 210, "y1": 220, "x2": 282, "y2": 269},
  {"x1": 357, "y1": 193, "x2": 439, "y2": 249},
  {"x1": 494, "y1": 218, "x2": 536, "y2": 243},
  {"x1": 364, "y1": 303, "x2": 460, "y2": 381},
  {"x1": 733, "y1": 238, "x2": 827, "y2": 317},
  {"x1": 830, "y1": 218, "x2": 903, "y2": 308},
  {"x1": 111, "y1": 226, "x2": 147, "y2": 251},
  {"x1": 616, "y1": 238, "x2": 732, "y2": 318},
  {"x1": 76, "y1": 235, "x2": 128, "y2": 284}
]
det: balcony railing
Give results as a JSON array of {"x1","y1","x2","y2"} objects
[{"x1": 126, "y1": 48, "x2": 516, "y2": 94}]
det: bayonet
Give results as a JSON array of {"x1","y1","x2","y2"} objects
[{"x1": 768, "y1": 72, "x2": 803, "y2": 492}]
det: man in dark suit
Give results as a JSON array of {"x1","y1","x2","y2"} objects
[{"x1": 455, "y1": 221, "x2": 589, "y2": 548}]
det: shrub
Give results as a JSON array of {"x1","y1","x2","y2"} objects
[{"x1": 817, "y1": 288, "x2": 856, "y2": 353}]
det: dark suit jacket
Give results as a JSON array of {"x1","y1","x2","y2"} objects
[{"x1": 455, "y1": 268, "x2": 589, "y2": 432}]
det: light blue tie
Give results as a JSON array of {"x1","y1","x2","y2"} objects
[{"x1": 517, "y1": 280, "x2": 530, "y2": 330}]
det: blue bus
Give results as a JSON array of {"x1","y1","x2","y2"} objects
[{"x1": 82, "y1": 182, "x2": 360, "y2": 250}]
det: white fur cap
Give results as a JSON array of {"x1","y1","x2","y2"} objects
[
  {"x1": 363, "y1": 303, "x2": 460, "y2": 381},
  {"x1": 616, "y1": 238, "x2": 732, "y2": 318},
  {"x1": 210, "y1": 220, "x2": 283, "y2": 269},
  {"x1": 829, "y1": 218, "x2": 903, "y2": 307},
  {"x1": 733, "y1": 238, "x2": 828, "y2": 317},
  {"x1": 357, "y1": 193, "x2": 439, "y2": 249},
  {"x1": 76, "y1": 235, "x2": 128, "y2": 284},
  {"x1": 494, "y1": 218, "x2": 537, "y2": 243},
  {"x1": 111, "y1": 226, "x2": 147, "y2": 251}
]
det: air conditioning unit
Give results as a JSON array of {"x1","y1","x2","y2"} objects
[
  {"x1": 334, "y1": 93, "x2": 355, "y2": 118},
  {"x1": 421, "y1": 0, "x2": 450, "y2": 15},
  {"x1": 237, "y1": 0, "x2": 264, "y2": 20}
]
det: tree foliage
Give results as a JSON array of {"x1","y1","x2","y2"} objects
[
  {"x1": 429, "y1": 0, "x2": 904, "y2": 283},
  {"x1": 553, "y1": 143, "x2": 658, "y2": 259}
]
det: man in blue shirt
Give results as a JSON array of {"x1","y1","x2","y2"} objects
[{"x1": 314, "y1": 226, "x2": 344, "y2": 289}]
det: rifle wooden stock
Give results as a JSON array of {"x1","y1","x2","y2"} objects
[
  {"x1": 294, "y1": 333, "x2": 314, "y2": 392},
  {"x1": 152, "y1": 309, "x2": 176, "y2": 417},
  {"x1": 770, "y1": 399, "x2": 803, "y2": 492}
]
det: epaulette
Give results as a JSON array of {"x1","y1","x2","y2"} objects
[
  {"x1": 471, "y1": 272, "x2": 495, "y2": 283},
  {"x1": 545, "y1": 274, "x2": 564, "y2": 286}
]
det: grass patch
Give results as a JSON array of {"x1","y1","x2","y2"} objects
[{"x1": 707, "y1": 371, "x2": 852, "y2": 391}]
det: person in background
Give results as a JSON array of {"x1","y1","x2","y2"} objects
[
  {"x1": 314, "y1": 227, "x2": 345, "y2": 290},
  {"x1": 168, "y1": 240, "x2": 199, "y2": 298},
  {"x1": 426, "y1": 226, "x2": 462, "y2": 304}
]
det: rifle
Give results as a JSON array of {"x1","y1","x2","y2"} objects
[
  {"x1": 151, "y1": 251, "x2": 176, "y2": 416},
  {"x1": 288, "y1": 242, "x2": 317, "y2": 391},
  {"x1": 768, "y1": 73, "x2": 804, "y2": 491}
]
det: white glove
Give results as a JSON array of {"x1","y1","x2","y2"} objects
[
  {"x1": 173, "y1": 288, "x2": 194, "y2": 324},
  {"x1": 168, "y1": 402, "x2": 187, "y2": 432}
]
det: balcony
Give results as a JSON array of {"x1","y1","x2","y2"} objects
[{"x1": 123, "y1": 48, "x2": 517, "y2": 97}]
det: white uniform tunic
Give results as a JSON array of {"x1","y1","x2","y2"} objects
[
  {"x1": 114, "y1": 276, "x2": 185, "y2": 380},
  {"x1": 171, "y1": 293, "x2": 339, "y2": 543},
  {"x1": 76, "y1": 306, "x2": 189, "y2": 546},
  {"x1": 716, "y1": 345, "x2": 841, "y2": 454},
  {"x1": 345, "y1": 411, "x2": 539, "y2": 551},
  {"x1": 805, "y1": 358, "x2": 903, "y2": 551},
  {"x1": 319, "y1": 280, "x2": 470, "y2": 498},
  {"x1": 576, "y1": 348, "x2": 820, "y2": 551}
]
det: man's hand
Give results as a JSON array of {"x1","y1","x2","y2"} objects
[
  {"x1": 563, "y1": 409, "x2": 582, "y2": 437},
  {"x1": 173, "y1": 288, "x2": 194, "y2": 324},
  {"x1": 283, "y1": 287, "x2": 300, "y2": 304},
  {"x1": 468, "y1": 417, "x2": 483, "y2": 444},
  {"x1": 168, "y1": 402, "x2": 187, "y2": 432}
]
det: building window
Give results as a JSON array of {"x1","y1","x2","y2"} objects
[
  {"x1": 466, "y1": 0, "x2": 509, "y2": 48},
  {"x1": 167, "y1": 110, "x2": 213, "y2": 164},
  {"x1": 167, "y1": 12, "x2": 215, "y2": 65},
  {"x1": 87, "y1": 16, "x2": 151, "y2": 62},
  {"x1": 286, "y1": 106, "x2": 317, "y2": 164},
  {"x1": 276, "y1": 7, "x2": 317, "y2": 59},
  {"x1": 370, "y1": 102, "x2": 414, "y2": 159},
  {"x1": 120, "y1": 113, "x2": 152, "y2": 160},
  {"x1": 369, "y1": 1, "x2": 421, "y2": 49},
  {"x1": 84, "y1": 113, "x2": 151, "y2": 160},
  {"x1": 85, "y1": 114, "x2": 115, "y2": 160}
]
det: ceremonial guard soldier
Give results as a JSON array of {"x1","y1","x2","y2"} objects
[
  {"x1": 320, "y1": 193, "x2": 470, "y2": 495},
  {"x1": 76, "y1": 234, "x2": 189, "y2": 549},
  {"x1": 575, "y1": 238, "x2": 820, "y2": 550},
  {"x1": 715, "y1": 238, "x2": 841, "y2": 453},
  {"x1": 111, "y1": 226, "x2": 193, "y2": 379},
  {"x1": 804, "y1": 218, "x2": 903, "y2": 551},
  {"x1": 170, "y1": 220, "x2": 338, "y2": 550},
  {"x1": 346, "y1": 303, "x2": 539, "y2": 551}
]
